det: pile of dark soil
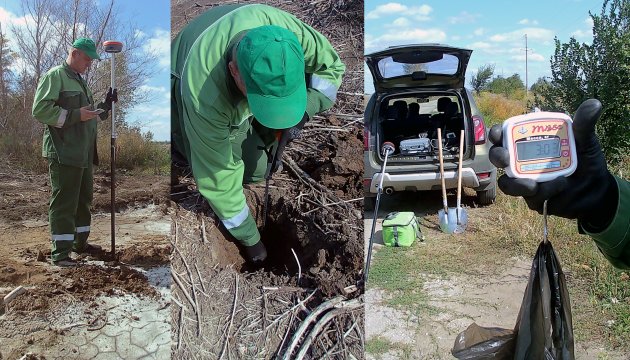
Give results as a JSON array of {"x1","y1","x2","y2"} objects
[
  {"x1": 118, "y1": 244, "x2": 172, "y2": 267},
  {"x1": 6, "y1": 265, "x2": 157, "y2": 314}
]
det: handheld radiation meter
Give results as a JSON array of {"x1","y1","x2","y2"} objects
[{"x1": 503, "y1": 112, "x2": 577, "y2": 182}]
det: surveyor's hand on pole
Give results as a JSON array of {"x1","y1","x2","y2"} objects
[
  {"x1": 105, "y1": 87, "x2": 118, "y2": 109},
  {"x1": 488, "y1": 99, "x2": 618, "y2": 229},
  {"x1": 79, "y1": 106, "x2": 100, "y2": 122}
]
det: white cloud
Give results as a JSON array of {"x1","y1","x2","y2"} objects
[
  {"x1": 366, "y1": 3, "x2": 432, "y2": 20},
  {"x1": 143, "y1": 28, "x2": 169, "y2": 69},
  {"x1": 139, "y1": 84, "x2": 167, "y2": 95},
  {"x1": 0, "y1": 7, "x2": 28, "y2": 27},
  {"x1": 448, "y1": 11, "x2": 480, "y2": 24},
  {"x1": 585, "y1": 17, "x2": 594, "y2": 28},
  {"x1": 134, "y1": 29, "x2": 147, "y2": 39},
  {"x1": 473, "y1": 28, "x2": 484, "y2": 36},
  {"x1": 511, "y1": 53, "x2": 546, "y2": 62},
  {"x1": 469, "y1": 41, "x2": 493, "y2": 50},
  {"x1": 366, "y1": 28, "x2": 446, "y2": 51},
  {"x1": 451, "y1": 35, "x2": 462, "y2": 41},
  {"x1": 127, "y1": 81, "x2": 170, "y2": 141},
  {"x1": 571, "y1": 29, "x2": 589, "y2": 38},
  {"x1": 518, "y1": 18, "x2": 539, "y2": 25},
  {"x1": 572, "y1": 17, "x2": 594, "y2": 39},
  {"x1": 386, "y1": 17, "x2": 411, "y2": 28},
  {"x1": 466, "y1": 42, "x2": 506, "y2": 55},
  {"x1": 489, "y1": 27, "x2": 554, "y2": 43}
]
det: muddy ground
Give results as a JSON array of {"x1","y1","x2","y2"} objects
[
  {"x1": 364, "y1": 191, "x2": 629, "y2": 360},
  {"x1": 0, "y1": 161, "x2": 172, "y2": 359},
  {"x1": 171, "y1": 0, "x2": 365, "y2": 358}
]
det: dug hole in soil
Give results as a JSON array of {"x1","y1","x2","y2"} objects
[{"x1": 190, "y1": 123, "x2": 365, "y2": 296}]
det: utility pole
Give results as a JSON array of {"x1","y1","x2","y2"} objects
[{"x1": 524, "y1": 34, "x2": 530, "y2": 98}]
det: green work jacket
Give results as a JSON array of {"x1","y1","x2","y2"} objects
[
  {"x1": 172, "y1": 4, "x2": 345, "y2": 246},
  {"x1": 32, "y1": 62, "x2": 100, "y2": 168},
  {"x1": 582, "y1": 176, "x2": 630, "y2": 269}
]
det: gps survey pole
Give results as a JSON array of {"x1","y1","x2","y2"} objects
[
  {"x1": 103, "y1": 40, "x2": 123, "y2": 256},
  {"x1": 364, "y1": 142, "x2": 395, "y2": 284}
]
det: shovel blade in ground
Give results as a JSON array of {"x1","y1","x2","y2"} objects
[
  {"x1": 438, "y1": 207, "x2": 468, "y2": 234},
  {"x1": 454, "y1": 207, "x2": 468, "y2": 234},
  {"x1": 438, "y1": 208, "x2": 458, "y2": 234}
]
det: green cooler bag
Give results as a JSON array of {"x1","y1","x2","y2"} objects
[{"x1": 382, "y1": 212, "x2": 420, "y2": 247}]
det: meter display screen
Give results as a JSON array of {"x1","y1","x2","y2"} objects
[{"x1": 516, "y1": 138, "x2": 561, "y2": 161}]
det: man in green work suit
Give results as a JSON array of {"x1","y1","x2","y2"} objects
[
  {"x1": 171, "y1": 4, "x2": 345, "y2": 263},
  {"x1": 32, "y1": 38, "x2": 113, "y2": 266}
]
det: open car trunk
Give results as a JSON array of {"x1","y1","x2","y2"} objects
[{"x1": 376, "y1": 92, "x2": 470, "y2": 165}]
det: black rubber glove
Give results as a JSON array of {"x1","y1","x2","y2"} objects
[
  {"x1": 105, "y1": 87, "x2": 118, "y2": 111},
  {"x1": 269, "y1": 112, "x2": 308, "y2": 173},
  {"x1": 244, "y1": 241, "x2": 267, "y2": 263},
  {"x1": 488, "y1": 99, "x2": 618, "y2": 230}
]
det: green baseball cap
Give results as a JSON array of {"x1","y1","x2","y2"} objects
[
  {"x1": 236, "y1": 25, "x2": 306, "y2": 129},
  {"x1": 72, "y1": 38, "x2": 100, "y2": 60}
]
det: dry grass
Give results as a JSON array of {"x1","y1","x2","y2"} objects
[
  {"x1": 474, "y1": 91, "x2": 527, "y2": 127},
  {"x1": 96, "y1": 130, "x2": 170, "y2": 175}
]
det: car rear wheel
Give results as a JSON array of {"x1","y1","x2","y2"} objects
[{"x1": 476, "y1": 183, "x2": 496, "y2": 205}]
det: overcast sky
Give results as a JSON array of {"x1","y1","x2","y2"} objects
[{"x1": 365, "y1": 0, "x2": 603, "y2": 94}]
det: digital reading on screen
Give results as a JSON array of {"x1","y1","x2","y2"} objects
[{"x1": 516, "y1": 138, "x2": 561, "y2": 161}]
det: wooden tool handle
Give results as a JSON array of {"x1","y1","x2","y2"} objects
[
  {"x1": 437, "y1": 129, "x2": 448, "y2": 213},
  {"x1": 457, "y1": 129, "x2": 464, "y2": 208}
]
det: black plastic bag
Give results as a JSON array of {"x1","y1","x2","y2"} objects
[{"x1": 452, "y1": 241, "x2": 574, "y2": 359}]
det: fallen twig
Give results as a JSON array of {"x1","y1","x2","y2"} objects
[
  {"x1": 218, "y1": 273, "x2": 239, "y2": 360},
  {"x1": 291, "y1": 248, "x2": 302, "y2": 286},
  {"x1": 171, "y1": 269, "x2": 197, "y2": 314}
]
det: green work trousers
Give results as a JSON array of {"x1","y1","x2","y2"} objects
[
  {"x1": 234, "y1": 124, "x2": 277, "y2": 185},
  {"x1": 48, "y1": 158, "x2": 93, "y2": 261}
]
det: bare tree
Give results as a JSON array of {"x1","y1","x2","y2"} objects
[
  {"x1": 0, "y1": 22, "x2": 14, "y2": 122},
  {"x1": 3, "y1": 0, "x2": 160, "y2": 170}
]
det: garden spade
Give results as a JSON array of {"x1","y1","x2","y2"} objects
[
  {"x1": 364, "y1": 141, "x2": 395, "y2": 284},
  {"x1": 103, "y1": 40, "x2": 123, "y2": 256},
  {"x1": 454, "y1": 129, "x2": 468, "y2": 233},
  {"x1": 437, "y1": 128, "x2": 457, "y2": 234}
]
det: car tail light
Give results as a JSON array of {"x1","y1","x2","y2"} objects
[
  {"x1": 363, "y1": 178, "x2": 372, "y2": 190},
  {"x1": 473, "y1": 115, "x2": 486, "y2": 145},
  {"x1": 363, "y1": 127, "x2": 369, "y2": 150},
  {"x1": 477, "y1": 172, "x2": 490, "y2": 180}
]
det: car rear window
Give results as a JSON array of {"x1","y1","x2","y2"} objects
[{"x1": 377, "y1": 53, "x2": 459, "y2": 79}]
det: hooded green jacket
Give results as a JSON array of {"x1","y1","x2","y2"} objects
[
  {"x1": 32, "y1": 62, "x2": 100, "y2": 168},
  {"x1": 582, "y1": 176, "x2": 630, "y2": 269},
  {"x1": 172, "y1": 4, "x2": 345, "y2": 246}
]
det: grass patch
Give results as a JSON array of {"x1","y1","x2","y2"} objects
[
  {"x1": 365, "y1": 336, "x2": 413, "y2": 359},
  {"x1": 369, "y1": 246, "x2": 433, "y2": 311},
  {"x1": 97, "y1": 131, "x2": 170, "y2": 175},
  {"x1": 365, "y1": 336, "x2": 392, "y2": 355}
]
